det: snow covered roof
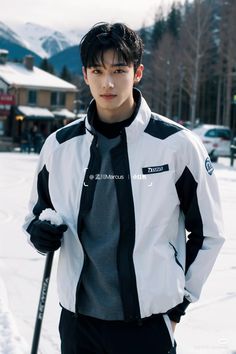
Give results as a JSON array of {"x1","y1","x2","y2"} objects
[
  {"x1": 51, "y1": 108, "x2": 76, "y2": 119},
  {"x1": 17, "y1": 105, "x2": 55, "y2": 120},
  {"x1": 0, "y1": 62, "x2": 77, "y2": 91},
  {"x1": 0, "y1": 49, "x2": 8, "y2": 55}
]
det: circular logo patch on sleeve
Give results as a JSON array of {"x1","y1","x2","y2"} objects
[{"x1": 205, "y1": 157, "x2": 214, "y2": 175}]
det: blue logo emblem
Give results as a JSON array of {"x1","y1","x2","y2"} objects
[{"x1": 205, "y1": 157, "x2": 214, "y2": 175}]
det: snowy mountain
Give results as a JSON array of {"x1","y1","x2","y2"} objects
[
  {"x1": 0, "y1": 21, "x2": 26, "y2": 47},
  {"x1": 0, "y1": 21, "x2": 42, "y2": 64},
  {"x1": 0, "y1": 21, "x2": 84, "y2": 71},
  {"x1": 0, "y1": 39, "x2": 42, "y2": 65},
  {"x1": 65, "y1": 28, "x2": 85, "y2": 44},
  {"x1": 0, "y1": 22, "x2": 79, "y2": 58},
  {"x1": 12, "y1": 22, "x2": 77, "y2": 58}
]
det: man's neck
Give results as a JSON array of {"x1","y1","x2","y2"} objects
[{"x1": 96, "y1": 100, "x2": 136, "y2": 124}]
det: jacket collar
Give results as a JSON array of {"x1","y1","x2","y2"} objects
[
  {"x1": 84, "y1": 88, "x2": 151, "y2": 143},
  {"x1": 125, "y1": 92, "x2": 151, "y2": 143}
]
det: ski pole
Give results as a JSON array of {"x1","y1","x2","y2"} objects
[
  {"x1": 30, "y1": 251, "x2": 54, "y2": 354},
  {"x1": 30, "y1": 208, "x2": 64, "y2": 353}
]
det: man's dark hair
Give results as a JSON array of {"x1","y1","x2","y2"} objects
[{"x1": 80, "y1": 22, "x2": 144, "y2": 72}]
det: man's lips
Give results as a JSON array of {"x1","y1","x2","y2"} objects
[{"x1": 100, "y1": 94, "x2": 117, "y2": 99}]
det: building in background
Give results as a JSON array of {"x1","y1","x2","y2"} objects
[{"x1": 0, "y1": 49, "x2": 77, "y2": 149}]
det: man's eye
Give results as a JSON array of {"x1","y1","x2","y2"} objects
[
  {"x1": 114, "y1": 69, "x2": 126, "y2": 74},
  {"x1": 92, "y1": 69, "x2": 101, "y2": 74}
]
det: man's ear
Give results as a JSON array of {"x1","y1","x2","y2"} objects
[
  {"x1": 82, "y1": 66, "x2": 89, "y2": 85},
  {"x1": 134, "y1": 64, "x2": 144, "y2": 84}
]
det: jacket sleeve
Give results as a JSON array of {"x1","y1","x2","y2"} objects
[
  {"x1": 168, "y1": 130, "x2": 225, "y2": 322},
  {"x1": 22, "y1": 136, "x2": 55, "y2": 246}
]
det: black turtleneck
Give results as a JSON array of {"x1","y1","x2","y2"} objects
[{"x1": 88, "y1": 88, "x2": 141, "y2": 138}]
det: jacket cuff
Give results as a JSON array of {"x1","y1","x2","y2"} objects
[
  {"x1": 26, "y1": 217, "x2": 46, "y2": 255},
  {"x1": 26, "y1": 217, "x2": 38, "y2": 234},
  {"x1": 167, "y1": 297, "x2": 190, "y2": 323}
]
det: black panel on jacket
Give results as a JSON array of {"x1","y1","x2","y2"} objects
[
  {"x1": 56, "y1": 120, "x2": 86, "y2": 144},
  {"x1": 77, "y1": 135, "x2": 102, "y2": 236},
  {"x1": 111, "y1": 131, "x2": 141, "y2": 321},
  {"x1": 175, "y1": 167, "x2": 204, "y2": 273},
  {"x1": 144, "y1": 114, "x2": 183, "y2": 140},
  {"x1": 32, "y1": 165, "x2": 54, "y2": 217},
  {"x1": 168, "y1": 167, "x2": 205, "y2": 323}
]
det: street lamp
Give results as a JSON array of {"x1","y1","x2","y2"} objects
[
  {"x1": 15, "y1": 115, "x2": 24, "y2": 121},
  {"x1": 15, "y1": 115, "x2": 24, "y2": 140}
]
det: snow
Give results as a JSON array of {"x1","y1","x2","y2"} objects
[
  {"x1": 52, "y1": 108, "x2": 76, "y2": 119},
  {"x1": 18, "y1": 106, "x2": 54, "y2": 119},
  {"x1": 5, "y1": 22, "x2": 76, "y2": 58},
  {"x1": 0, "y1": 22, "x2": 24, "y2": 48},
  {"x1": 0, "y1": 62, "x2": 77, "y2": 91},
  {"x1": 0, "y1": 152, "x2": 235, "y2": 353},
  {"x1": 0, "y1": 278, "x2": 28, "y2": 354},
  {"x1": 0, "y1": 153, "x2": 61, "y2": 353},
  {"x1": 39, "y1": 209, "x2": 63, "y2": 226}
]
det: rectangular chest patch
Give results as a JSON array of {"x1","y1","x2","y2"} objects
[{"x1": 142, "y1": 164, "x2": 169, "y2": 174}]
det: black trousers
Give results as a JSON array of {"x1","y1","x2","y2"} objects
[{"x1": 59, "y1": 308, "x2": 176, "y2": 354}]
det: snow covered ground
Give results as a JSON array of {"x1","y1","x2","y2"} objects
[{"x1": 0, "y1": 152, "x2": 235, "y2": 354}]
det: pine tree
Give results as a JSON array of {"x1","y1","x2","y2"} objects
[
  {"x1": 167, "y1": 3, "x2": 182, "y2": 38},
  {"x1": 60, "y1": 65, "x2": 72, "y2": 82},
  {"x1": 151, "y1": 11, "x2": 166, "y2": 49},
  {"x1": 39, "y1": 58, "x2": 54, "y2": 74}
]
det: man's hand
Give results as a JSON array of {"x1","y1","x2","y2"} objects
[
  {"x1": 29, "y1": 219, "x2": 68, "y2": 253},
  {"x1": 171, "y1": 321, "x2": 177, "y2": 333}
]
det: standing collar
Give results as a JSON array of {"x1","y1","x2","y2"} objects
[{"x1": 85, "y1": 88, "x2": 151, "y2": 142}]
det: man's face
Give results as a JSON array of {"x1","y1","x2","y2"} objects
[{"x1": 83, "y1": 49, "x2": 143, "y2": 122}]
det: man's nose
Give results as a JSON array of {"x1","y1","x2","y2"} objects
[{"x1": 102, "y1": 75, "x2": 114, "y2": 89}]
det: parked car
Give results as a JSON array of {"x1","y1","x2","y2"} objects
[{"x1": 192, "y1": 124, "x2": 232, "y2": 162}]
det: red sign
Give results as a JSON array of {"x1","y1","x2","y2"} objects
[{"x1": 0, "y1": 94, "x2": 15, "y2": 105}]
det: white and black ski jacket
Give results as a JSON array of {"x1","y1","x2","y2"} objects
[{"x1": 23, "y1": 92, "x2": 224, "y2": 323}]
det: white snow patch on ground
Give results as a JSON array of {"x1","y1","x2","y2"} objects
[
  {"x1": 0, "y1": 278, "x2": 28, "y2": 353},
  {"x1": 0, "y1": 152, "x2": 236, "y2": 354}
]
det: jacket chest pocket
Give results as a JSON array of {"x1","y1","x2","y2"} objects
[
  {"x1": 141, "y1": 167, "x2": 174, "y2": 192},
  {"x1": 141, "y1": 163, "x2": 172, "y2": 189},
  {"x1": 131, "y1": 166, "x2": 179, "y2": 221}
]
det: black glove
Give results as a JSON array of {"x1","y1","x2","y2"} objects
[{"x1": 28, "y1": 219, "x2": 68, "y2": 253}]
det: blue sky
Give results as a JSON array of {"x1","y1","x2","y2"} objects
[{"x1": 1, "y1": 0, "x2": 186, "y2": 32}]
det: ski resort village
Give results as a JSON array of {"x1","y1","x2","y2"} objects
[{"x1": 1, "y1": 1, "x2": 236, "y2": 353}]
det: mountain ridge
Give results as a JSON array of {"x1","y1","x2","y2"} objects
[
  {"x1": 0, "y1": 21, "x2": 82, "y2": 58},
  {"x1": 0, "y1": 21, "x2": 83, "y2": 74}
]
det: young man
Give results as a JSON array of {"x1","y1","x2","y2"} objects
[{"x1": 23, "y1": 23, "x2": 224, "y2": 354}]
